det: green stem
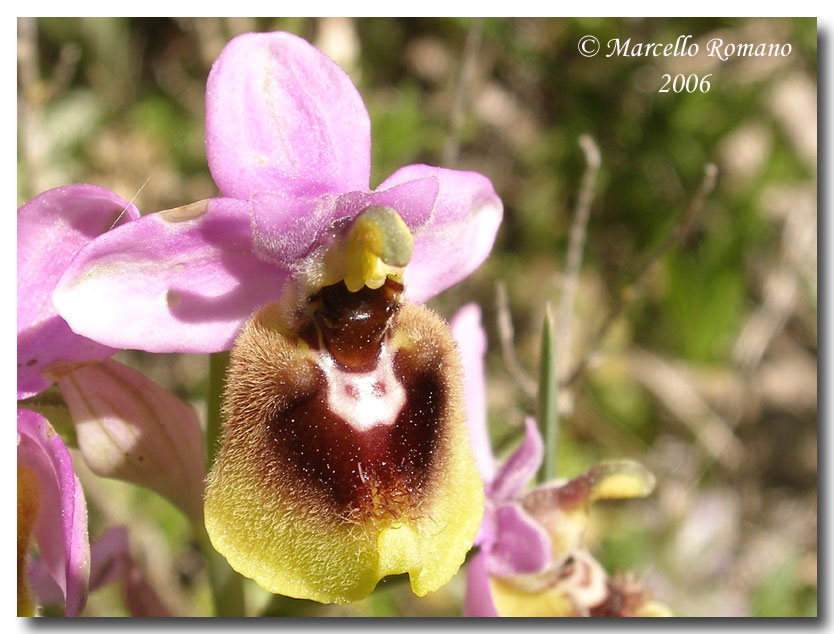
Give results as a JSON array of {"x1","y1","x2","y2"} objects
[
  {"x1": 537, "y1": 305, "x2": 559, "y2": 483},
  {"x1": 200, "y1": 351, "x2": 245, "y2": 617}
]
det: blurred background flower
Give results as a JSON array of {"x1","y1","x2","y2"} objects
[
  {"x1": 16, "y1": 183, "x2": 205, "y2": 616},
  {"x1": 17, "y1": 17, "x2": 816, "y2": 617}
]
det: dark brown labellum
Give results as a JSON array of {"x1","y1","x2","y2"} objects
[
  {"x1": 205, "y1": 275, "x2": 483, "y2": 603},
  {"x1": 216, "y1": 279, "x2": 461, "y2": 526}
]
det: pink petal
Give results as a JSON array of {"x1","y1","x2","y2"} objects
[
  {"x1": 360, "y1": 175, "x2": 440, "y2": 231},
  {"x1": 464, "y1": 549, "x2": 499, "y2": 617},
  {"x1": 17, "y1": 185, "x2": 139, "y2": 399},
  {"x1": 488, "y1": 503, "x2": 551, "y2": 578},
  {"x1": 27, "y1": 562, "x2": 63, "y2": 608},
  {"x1": 378, "y1": 165, "x2": 503, "y2": 303},
  {"x1": 450, "y1": 303, "x2": 495, "y2": 483},
  {"x1": 206, "y1": 31, "x2": 371, "y2": 199},
  {"x1": 489, "y1": 416, "x2": 543, "y2": 504},
  {"x1": 251, "y1": 178, "x2": 440, "y2": 268},
  {"x1": 17, "y1": 409, "x2": 90, "y2": 616},
  {"x1": 54, "y1": 198, "x2": 288, "y2": 353},
  {"x1": 87, "y1": 526, "x2": 172, "y2": 616},
  {"x1": 474, "y1": 501, "x2": 497, "y2": 549},
  {"x1": 250, "y1": 190, "x2": 338, "y2": 266},
  {"x1": 57, "y1": 359, "x2": 205, "y2": 520},
  {"x1": 32, "y1": 525, "x2": 129, "y2": 602}
]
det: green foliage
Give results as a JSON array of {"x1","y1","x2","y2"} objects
[
  {"x1": 661, "y1": 248, "x2": 745, "y2": 361},
  {"x1": 598, "y1": 524, "x2": 654, "y2": 573},
  {"x1": 588, "y1": 380, "x2": 655, "y2": 442},
  {"x1": 128, "y1": 95, "x2": 202, "y2": 172},
  {"x1": 752, "y1": 557, "x2": 817, "y2": 617},
  {"x1": 367, "y1": 81, "x2": 444, "y2": 186}
]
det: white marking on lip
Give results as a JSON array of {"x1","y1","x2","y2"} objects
[{"x1": 318, "y1": 342, "x2": 406, "y2": 432}]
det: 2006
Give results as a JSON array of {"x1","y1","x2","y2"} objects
[{"x1": 659, "y1": 73, "x2": 712, "y2": 93}]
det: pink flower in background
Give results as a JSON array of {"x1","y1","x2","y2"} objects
[
  {"x1": 450, "y1": 306, "x2": 552, "y2": 614},
  {"x1": 54, "y1": 31, "x2": 503, "y2": 355},
  {"x1": 17, "y1": 184, "x2": 138, "y2": 616},
  {"x1": 451, "y1": 305, "x2": 667, "y2": 618},
  {"x1": 17, "y1": 185, "x2": 139, "y2": 399},
  {"x1": 17, "y1": 184, "x2": 205, "y2": 514},
  {"x1": 17, "y1": 185, "x2": 204, "y2": 615},
  {"x1": 19, "y1": 414, "x2": 170, "y2": 617}
]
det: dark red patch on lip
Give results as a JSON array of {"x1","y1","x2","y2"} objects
[{"x1": 267, "y1": 347, "x2": 445, "y2": 521}]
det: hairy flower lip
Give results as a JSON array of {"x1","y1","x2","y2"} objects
[
  {"x1": 268, "y1": 342, "x2": 443, "y2": 515},
  {"x1": 205, "y1": 299, "x2": 484, "y2": 603},
  {"x1": 316, "y1": 341, "x2": 406, "y2": 434},
  {"x1": 216, "y1": 294, "x2": 450, "y2": 521}
]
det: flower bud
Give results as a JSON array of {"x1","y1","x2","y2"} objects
[{"x1": 55, "y1": 359, "x2": 206, "y2": 521}]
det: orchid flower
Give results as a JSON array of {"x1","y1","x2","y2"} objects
[
  {"x1": 54, "y1": 31, "x2": 502, "y2": 354},
  {"x1": 17, "y1": 184, "x2": 138, "y2": 617},
  {"x1": 17, "y1": 185, "x2": 205, "y2": 615},
  {"x1": 53, "y1": 31, "x2": 502, "y2": 604},
  {"x1": 451, "y1": 304, "x2": 670, "y2": 617},
  {"x1": 18, "y1": 185, "x2": 205, "y2": 520}
]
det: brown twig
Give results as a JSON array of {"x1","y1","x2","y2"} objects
[
  {"x1": 561, "y1": 162, "x2": 719, "y2": 387},
  {"x1": 555, "y1": 135, "x2": 601, "y2": 380},
  {"x1": 17, "y1": 17, "x2": 46, "y2": 200},
  {"x1": 629, "y1": 348, "x2": 745, "y2": 472},
  {"x1": 49, "y1": 42, "x2": 82, "y2": 98},
  {"x1": 442, "y1": 17, "x2": 483, "y2": 168},
  {"x1": 733, "y1": 195, "x2": 813, "y2": 371},
  {"x1": 495, "y1": 280, "x2": 538, "y2": 399}
]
